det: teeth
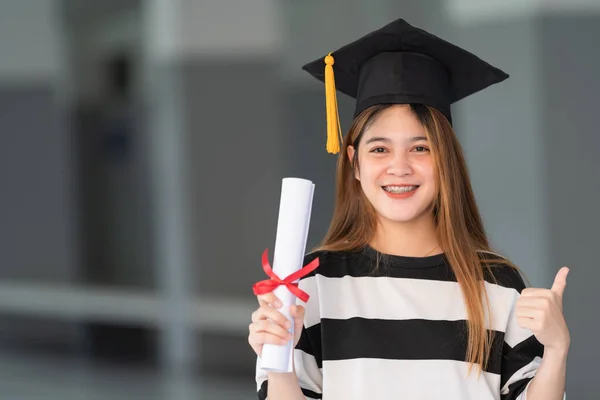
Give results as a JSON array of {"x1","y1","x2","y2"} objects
[{"x1": 384, "y1": 186, "x2": 418, "y2": 193}]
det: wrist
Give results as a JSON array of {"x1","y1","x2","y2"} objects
[
  {"x1": 268, "y1": 370, "x2": 298, "y2": 380},
  {"x1": 543, "y1": 345, "x2": 569, "y2": 362}
]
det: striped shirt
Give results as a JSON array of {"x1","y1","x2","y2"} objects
[{"x1": 256, "y1": 246, "x2": 546, "y2": 399}]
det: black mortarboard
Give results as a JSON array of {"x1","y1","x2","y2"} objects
[{"x1": 301, "y1": 18, "x2": 509, "y2": 154}]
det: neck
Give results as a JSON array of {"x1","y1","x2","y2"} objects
[{"x1": 370, "y1": 214, "x2": 440, "y2": 257}]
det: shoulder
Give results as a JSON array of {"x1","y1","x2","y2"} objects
[
  {"x1": 478, "y1": 251, "x2": 528, "y2": 293},
  {"x1": 301, "y1": 247, "x2": 365, "y2": 279},
  {"x1": 303, "y1": 248, "x2": 357, "y2": 263},
  {"x1": 300, "y1": 250, "x2": 327, "y2": 279}
]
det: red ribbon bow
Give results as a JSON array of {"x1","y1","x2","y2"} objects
[{"x1": 252, "y1": 248, "x2": 320, "y2": 302}]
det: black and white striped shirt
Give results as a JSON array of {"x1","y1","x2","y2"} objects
[{"x1": 256, "y1": 246, "x2": 545, "y2": 399}]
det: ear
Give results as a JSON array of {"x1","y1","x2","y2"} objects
[{"x1": 347, "y1": 145, "x2": 359, "y2": 181}]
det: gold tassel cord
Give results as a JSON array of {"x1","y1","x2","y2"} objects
[{"x1": 324, "y1": 53, "x2": 342, "y2": 154}]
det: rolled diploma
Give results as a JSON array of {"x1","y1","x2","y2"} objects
[{"x1": 259, "y1": 177, "x2": 315, "y2": 373}]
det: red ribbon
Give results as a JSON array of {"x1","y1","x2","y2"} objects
[{"x1": 252, "y1": 248, "x2": 320, "y2": 302}]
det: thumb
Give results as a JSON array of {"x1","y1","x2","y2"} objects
[
  {"x1": 290, "y1": 305, "x2": 305, "y2": 341},
  {"x1": 291, "y1": 304, "x2": 305, "y2": 321},
  {"x1": 551, "y1": 266, "x2": 570, "y2": 298}
]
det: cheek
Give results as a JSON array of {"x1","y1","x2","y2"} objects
[
  {"x1": 425, "y1": 167, "x2": 436, "y2": 184},
  {"x1": 422, "y1": 165, "x2": 438, "y2": 198},
  {"x1": 415, "y1": 159, "x2": 436, "y2": 183},
  {"x1": 356, "y1": 161, "x2": 385, "y2": 186}
]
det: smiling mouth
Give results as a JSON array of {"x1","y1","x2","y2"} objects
[{"x1": 382, "y1": 185, "x2": 419, "y2": 193}]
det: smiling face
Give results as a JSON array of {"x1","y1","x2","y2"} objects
[{"x1": 347, "y1": 104, "x2": 437, "y2": 226}]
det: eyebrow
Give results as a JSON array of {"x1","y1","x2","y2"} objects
[{"x1": 364, "y1": 135, "x2": 428, "y2": 145}]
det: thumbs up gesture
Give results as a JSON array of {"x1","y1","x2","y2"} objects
[{"x1": 515, "y1": 267, "x2": 571, "y2": 352}]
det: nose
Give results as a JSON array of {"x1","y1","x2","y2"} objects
[{"x1": 386, "y1": 152, "x2": 413, "y2": 177}]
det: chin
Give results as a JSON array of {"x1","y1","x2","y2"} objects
[
  {"x1": 374, "y1": 203, "x2": 434, "y2": 225},
  {"x1": 379, "y1": 212, "x2": 428, "y2": 224}
]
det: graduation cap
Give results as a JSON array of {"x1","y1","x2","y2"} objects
[{"x1": 301, "y1": 18, "x2": 509, "y2": 154}]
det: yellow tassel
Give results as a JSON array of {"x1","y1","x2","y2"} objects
[{"x1": 324, "y1": 53, "x2": 342, "y2": 154}]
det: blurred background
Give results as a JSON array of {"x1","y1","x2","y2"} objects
[{"x1": 0, "y1": 0, "x2": 598, "y2": 398}]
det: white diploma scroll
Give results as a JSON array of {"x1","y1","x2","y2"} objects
[{"x1": 259, "y1": 177, "x2": 315, "y2": 373}]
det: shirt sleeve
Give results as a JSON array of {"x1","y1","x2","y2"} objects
[{"x1": 256, "y1": 253, "x2": 324, "y2": 399}]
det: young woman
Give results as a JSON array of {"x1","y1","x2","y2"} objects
[{"x1": 248, "y1": 18, "x2": 569, "y2": 399}]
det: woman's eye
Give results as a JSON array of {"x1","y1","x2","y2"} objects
[
  {"x1": 370, "y1": 147, "x2": 386, "y2": 153},
  {"x1": 413, "y1": 146, "x2": 429, "y2": 152}
]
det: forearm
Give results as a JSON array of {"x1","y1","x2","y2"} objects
[
  {"x1": 267, "y1": 370, "x2": 306, "y2": 400},
  {"x1": 525, "y1": 348, "x2": 567, "y2": 400}
]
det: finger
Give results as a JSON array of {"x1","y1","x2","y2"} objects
[
  {"x1": 257, "y1": 292, "x2": 282, "y2": 308},
  {"x1": 290, "y1": 305, "x2": 306, "y2": 343},
  {"x1": 257, "y1": 292, "x2": 280, "y2": 307},
  {"x1": 517, "y1": 296, "x2": 552, "y2": 309},
  {"x1": 250, "y1": 331, "x2": 293, "y2": 347},
  {"x1": 290, "y1": 305, "x2": 305, "y2": 320},
  {"x1": 255, "y1": 320, "x2": 290, "y2": 339},
  {"x1": 251, "y1": 319, "x2": 294, "y2": 341},
  {"x1": 251, "y1": 306, "x2": 291, "y2": 330},
  {"x1": 516, "y1": 316, "x2": 538, "y2": 331},
  {"x1": 521, "y1": 288, "x2": 553, "y2": 297},
  {"x1": 515, "y1": 306, "x2": 544, "y2": 319},
  {"x1": 252, "y1": 305, "x2": 291, "y2": 329},
  {"x1": 551, "y1": 266, "x2": 569, "y2": 298}
]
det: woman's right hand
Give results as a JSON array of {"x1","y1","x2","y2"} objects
[{"x1": 248, "y1": 292, "x2": 305, "y2": 358}]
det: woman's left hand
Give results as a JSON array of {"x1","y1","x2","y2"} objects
[{"x1": 515, "y1": 267, "x2": 570, "y2": 352}]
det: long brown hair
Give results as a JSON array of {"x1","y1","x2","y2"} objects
[{"x1": 312, "y1": 103, "x2": 518, "y2": 374}]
